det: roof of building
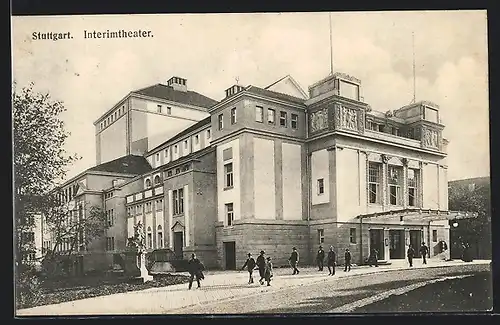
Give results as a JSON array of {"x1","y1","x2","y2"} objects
[
  {"x1": 132, "y1": 84, "x2": 219, "y2": 109},
  {"x1": 246, "y1": 85, "x2": 307, "y2": 105},
  {"x1": 264, "y1": 75, "x2": 309, "y2": 100},
  {"x1": 88, "y1": 154, "x2": 153, "y2": 175},
  {"x1": 157, "y1": 146, "x2": 215, "y2": 171},
  {"x1": 147, "y1": 116, "x2": 212, "y2": 154}
]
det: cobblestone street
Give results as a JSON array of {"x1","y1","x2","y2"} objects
[{"x1": 16, "y1": 259, "x2": 490, "y2": 316}]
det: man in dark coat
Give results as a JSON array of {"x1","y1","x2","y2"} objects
[
  {"x1": 187, "y1": 253, "x2": 204, "y2": 290},
  {"x1": 264, "y1": 256, "x2": 273, "y2": 286},
  {"x1": 241, "y1": 253, "x2": 256, "y2": 284},
  {"x1": 256, "y1": 250, "x2": 266, "y2": 285},
  {"x1": 289, "y1": 247, "x2": 300, "y2": 275},
  {"x1": 419, "y1": 242, "x2": 429, "y2": 264},
  {"x1": 368, "y1": 248, "x2": 379, "y2": 267},
  {"x1": 316, "y1": 246, "x2": 325, "y2": 271},
  {"x1": 344, "y1": 248, "x2": 352, "y2": 272},
  {"x1": 327, "y1": 245, "x2": 336, "y2": 276},
  {"x1": 407, "y1": 244, "x2": 415, "y2": 267}
]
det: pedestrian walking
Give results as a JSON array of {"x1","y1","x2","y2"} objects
[
  {"x1": 241, "y1": 253, "x2": 256, "y2": 284},
  {"x1": 187, "y1": 253, "x2": 204, "y2": 290},
  {"x1": 264, "y1": 256, "x2": 273, "y2": 286},
  {"x1": 368, "y1": 248, "x2": 379, "y2": 267},
  {"x1": 344, "y1": 248, "x2": 352, "y2": 272},
  {"x1": 288, "y1": 247, "x2": 300, "y2": 275},
  {"x1": 256, "y1": 250, "x2": 266, "y2": 285},
  {"x1": 407, "y1": 244, "x2": 415, "y2": 267},
  {"x1": 327, "y1": 245, "x2": 336, "y2": 276},
  {"x1": 316, "y1": 245, "x2": 325, "y2": 271},
  {"x1": 419, "y1": 242, "x2": 429, "y2": 264}
]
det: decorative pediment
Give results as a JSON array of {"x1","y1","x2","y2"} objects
[{"x1": 171, "y1": 221, "x2": 184, "y2": 232}]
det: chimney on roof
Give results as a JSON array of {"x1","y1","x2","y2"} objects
[
  {"x1": 167, "y1": 76, "x2": 187, "y2": 92},
  {"x1": 225, "y1": 84, "x2": 245, "y2": 98}
]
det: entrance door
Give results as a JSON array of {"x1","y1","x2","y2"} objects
[
  {"x1": 174, "y1": 232, "x2": 184, "y2": 259},
  {"x1": 409, "y1": 230, "x2": 423, "y2": 258},
  {"x1": 389, "y1": 230, "x2": 405, "y2": 259},
  {"x1": 224, "y1": 241, "x2": 236, "y2": 270},
  {"x1": 369, "y1": 229, "x2": 385, "y2": 260}
]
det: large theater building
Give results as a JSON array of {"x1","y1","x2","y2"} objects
[{"x1": 40, "y1": 72, "x2": 468, "y2": 273}]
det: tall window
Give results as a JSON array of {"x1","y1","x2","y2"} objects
[
  {"x1": 280, "y1": 111, "x2": 287, "y2": 127},
  {"x1": 255, "y1": 106, "x2": 263, "y2": 122},
  {"x1": 107, "y1": 209, "x2": 114, "y2": 227},
  {"x1": 195, "y1": 134, "x2": 199, "y2": 145},
  {"x1": 268, "y1": 108, "x2": 275, "y2": 124},
  {"x1": 167, "y1": 107, "x2": 172, "y2": 115},
  {"x1": 317, "y1": 178, "x2": 324, "y2": 195},
  {"x1": 173, "y1": 188, "x2": 184, "y2": 215},
  {"x1": 225, "y1": 203, "x2": 234, "y2": 226},
  {"x1": 231, "y1": 107, "x2": 237, "y2": 124},
  {"x1": 224, "y1": 163, "x2": 234, "y2": 188},
  {"x1": 349, "y1": 228, "x2": 357, "y2": 244},
  {"x1": 106, "y1": 237, "x2": 115, "y2": 251},
  {"x1": 156, "y1": 199, "x2": 163, "y2": 211},
  {"x1": 147, "y1": 227, "x2": 152, "y2": 249},
  {"x1": 218, "y1": 114, "x2": 224, "y2": 130},
  {"x1": 145, "y1": 202, "x2": 152, "y2": 213},
  {"x1": 291, "y1": 113, "x2": 298, "y2": 129},
  {"x1": 157, "y1": 104, "x2": 162, "y2": 113},
  {"x1": 368, "y1": 162, "x2": 382, "y2": 204},
  {"x1": 407, "y1": 169, "x2": 419, "y2": 207},
  {"x1": 432, "y1": 230, "x2": 438, "y2": 242},
  {"x1": 388, "y1": 165, "x2": 403, "y2": 205},
  {"x1": 318, "y1": 229, "x2": 325, "y2": 245},
  {"x1": 157, "y1": 225, "x2": 163, "y2": 248},
  {"x1": 207, "y1": 129, "x2": 211, "y2": 139}
]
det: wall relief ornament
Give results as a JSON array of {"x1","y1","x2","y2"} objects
[
  {"x1": 381, "y1": 154, "x2": 390, "y2": 164},
  {"x1": 341, "y1": 106, "x2": 358, "y2": 131},
  {"x1": 422, "y1": 128, "x2": 439, "y2": 148},
  {"x1": 310, "y1": 108, "x2": 328, "y2": 132},
  {"x1": 402, "y1": 158, "x2": 408, "y2": 166}
]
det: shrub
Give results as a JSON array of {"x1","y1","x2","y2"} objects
[{"x1": 16, "y1": 266, "x2": 44, "y2": 309}]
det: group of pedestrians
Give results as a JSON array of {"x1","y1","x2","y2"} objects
[
  {"x1": 316, "y1": 245, "x2": 352, "y2": 274},
  {"x1": 406, "y1": 242, "x2": 429, "y2": 267},
  {"x1": 241, "y1": 251, "x2": 274, "y2": 286}
]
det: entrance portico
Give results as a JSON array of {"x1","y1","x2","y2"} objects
[{"x1": 356, "y1": 209, "x2": 477, "y2": 264}]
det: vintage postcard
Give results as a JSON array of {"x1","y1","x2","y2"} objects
[{"x1": 12, "y1": 11, "x2": 492, "y2": 316}]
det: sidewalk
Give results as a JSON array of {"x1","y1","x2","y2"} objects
[{"x1": 16, "y1": 259, "x2": 490, "y2": 316}]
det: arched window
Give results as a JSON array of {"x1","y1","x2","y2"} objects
[
  {"x1": 145, "y1": 179, "x2": 152, "y2": 188},
  {"x1": 154, "y1": 175, "x2": 161, "y2": 185},
  {"x1": 147, "y1": 226, "x2": 152, "y2": 249},
  {"x1": 157, "y1": 225, "x2": 163, "y2": 248}
]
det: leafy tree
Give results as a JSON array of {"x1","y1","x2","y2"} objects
[
  {"x1": 42, "y1": 198, "x2": 108, "y2": 277},
  {"x1": 449, "y1": 179, "x2": 491, "y2": 258},
  {"x1": 13, "y1": 82, "x2": 79, "y2": 305}
]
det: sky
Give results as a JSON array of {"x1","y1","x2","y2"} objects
[{"x1": 12, "y1": 11, "x2": 489, "y2": 182}]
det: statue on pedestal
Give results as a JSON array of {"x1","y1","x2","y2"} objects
[{"x1": 126, "y1": 221, "x2": 153, "y2": 282}]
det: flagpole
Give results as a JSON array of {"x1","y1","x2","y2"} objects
[
  {"x1": 411, "y1": 31, "x2": 416, "y2": 104},
  {"x1": 329, "y1": 13, "x2": 334, "y2": 75}
]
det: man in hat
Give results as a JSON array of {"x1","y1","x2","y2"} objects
[
  {"x1": 419, "y1": 242, "x2": 429, "y2": 264},
  {"x1": 327, "y1": 245, "x2": 336, "y2": 276},
  {"x1": 264, "y1": 256, "x2": 273, "y2": 286},
  {"x1": 256, "y1": 250, "x2": 266, "y2": 285},
  {"x1": 316, "y1": 245, "x2": 325, "y2": 271},
  {"x1": 241, "y1": 253, "x2": 256, "y2": 284},
  {"x1": 187, "y1": 253, "x2": 204, "y2": 290},
  {"x1": 344, "y1": 248, "x2": 352, "y2": 272},
  {"x1": 289, "y1": 247, "x2": 300, "y2": 275}
]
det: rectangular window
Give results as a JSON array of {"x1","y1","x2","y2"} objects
[
  {"x1": 224, "y1": 163, "x2": 234, "y2": 188},
  {"x1": 157, "y1": 104, "x2": 162, "y2": 113},
  {"x1": 407, "y1": 168, "x2": 419, "y2": 207},
  {"x1": 368, "y1": 162, "x2": 382, "y2": 204},
  {"x1": 167, "y1": 107, "x2": 172, "y2": 115},
  {"x1": 231, "y1": 107, "x2": 237, "y2": 124},
  {"x1": 157, "y1": 232, "x2": 163, "y2": 248},
  {"x1": 195, "y1": 135, "x2": 199, "y2": 144},
  {"x1": 392, "y1": 127, "x2": 400, "y2": 136},
  {"x1": 218, "y1": 114, "x2": 224, "y2": 130},
  {"x1": 174, "y1": 145, "x2": 178, "y2": 154},
  {"x1": 147, "y1": 232, "x2": 152, "y2": 249},
  {"x1": 318, "y1": 229, "x2": 325, "y2": 245},
  {"x1": 156, "y1": 153, "x2": 160, "y2": 161},
  {"x1": 280, "y1": 111, "x2": 287, "y2": 127},
  {"x1": 207, "y1": 129, "x2": 211, "y2": 139},
  {"x1": 388, "y1": 166, "x2": 403, "y2": 205},
  {"x1": 225, "y1": 203, "x2": 234, "y2": 226},
  {"x1": 291, "y1": 113, "x2": 298, "y2": 129},
  {"x1": 378, "y1": 124, "x2": 384, "y2": 132},
  {"x1": 167, "y1": 170, "x2": 173, "y2": 177},
  {"x1": 184, "y1": 140, "x2": 188, "y2": 149},
  {"x1": 268, "y1": 108, "x2": 275, "y2": 124},
  {"x1": 317, "y1": 178, "x2": 324, "y2": 195},
  {"x1": 173, "y1": 190, "x2": 178, "y2": 215},
  {"x1": 255, "y1": 106, "x2": 263, "y2": 122},
  {"x1": 349, "y1": 228, "x2": 357, "y2": 244},
  {"x1": 156, "y1": 199, "x2": 163, "y2": 211},
  {"x1": 432, "y1": 230, "x2": 438, "y2": 242},
  {"x1": 179, "y1": 188, "x2": 184, "y2": 214},
  {"x1": 106, "y1": 237, "x2": 115, "y2": 251},
  {"x1": 107, "y1": 209, "x2": 114, "y2": 227}
]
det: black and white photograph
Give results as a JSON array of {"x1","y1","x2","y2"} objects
[{"x1": 12, "y1": 11, "x2": 493, "y2": 315}]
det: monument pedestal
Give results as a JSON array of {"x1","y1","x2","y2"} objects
[{"x1": 136, "y1": 252, "x2": 153, "y2": 283}]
